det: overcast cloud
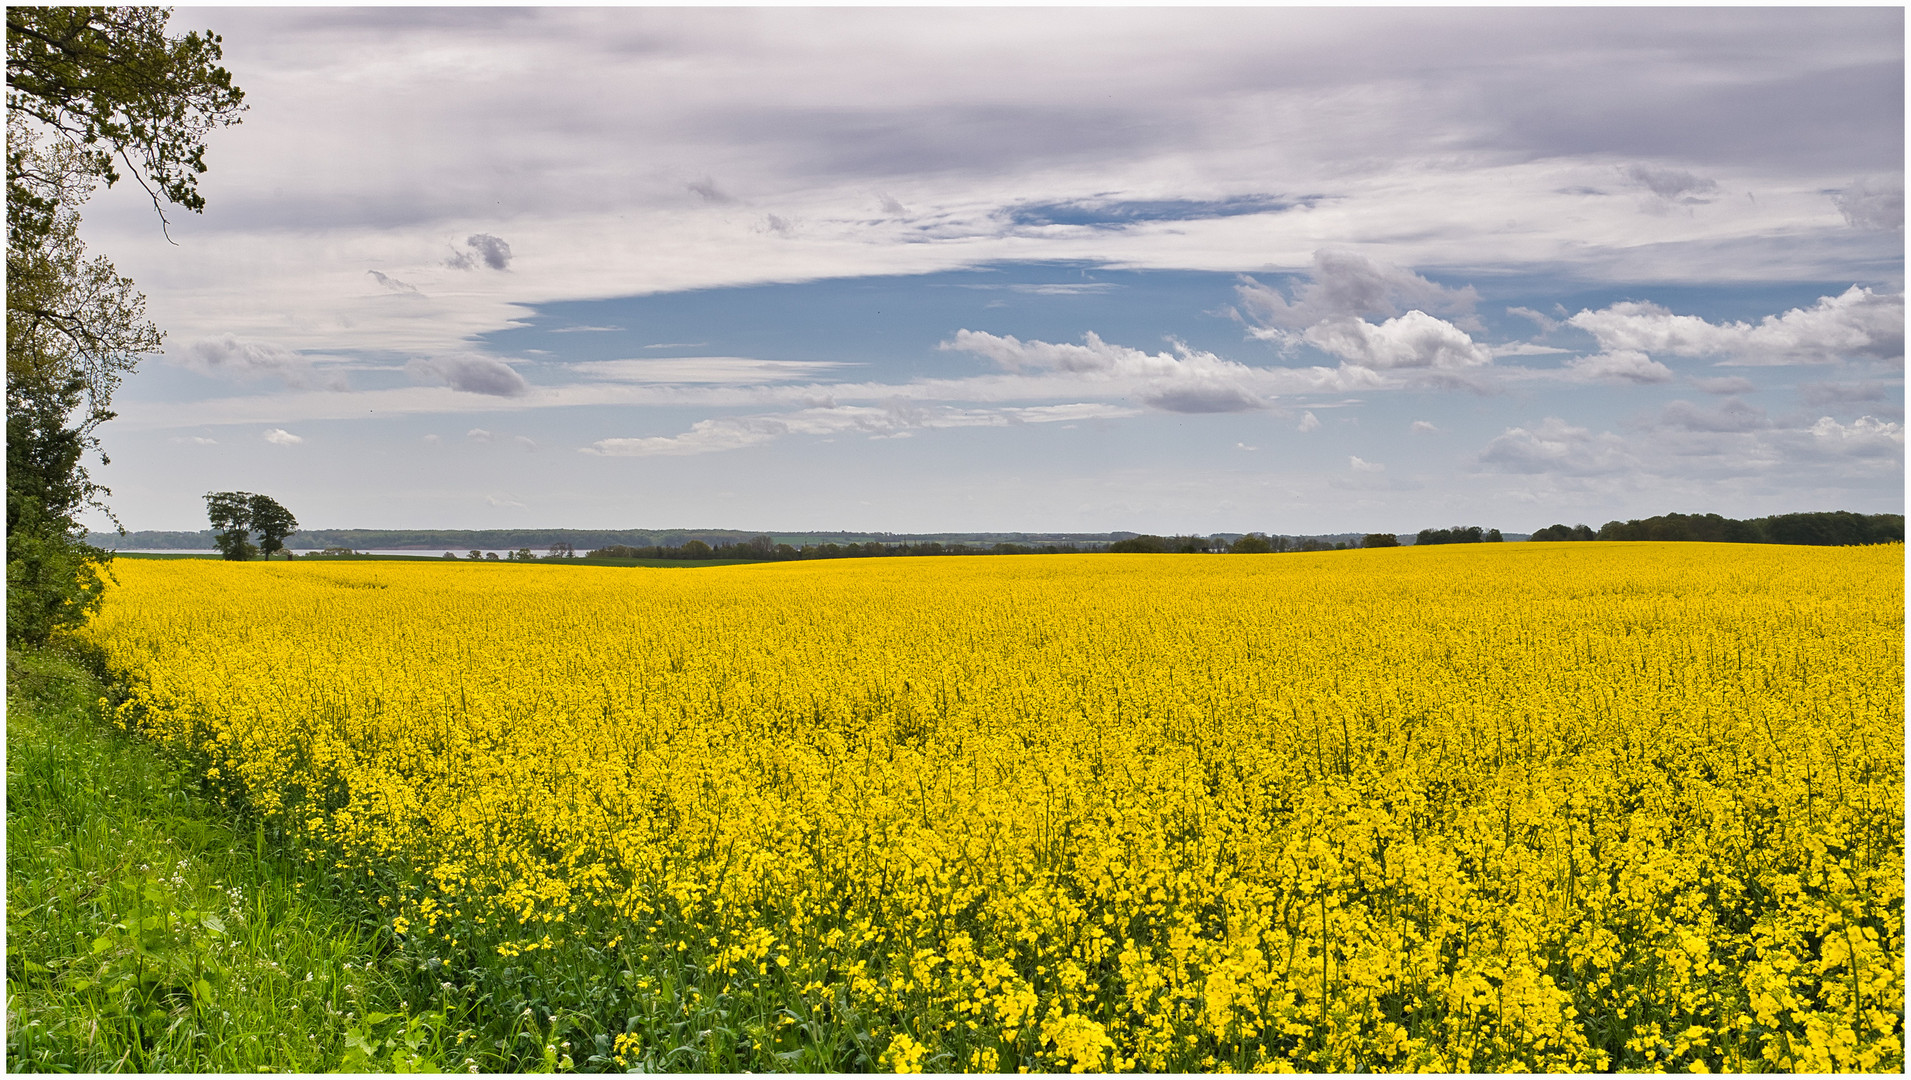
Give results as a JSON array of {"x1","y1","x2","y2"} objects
[{"x1": 69, "y1": 7, "x2": 1902, "y2": 535}]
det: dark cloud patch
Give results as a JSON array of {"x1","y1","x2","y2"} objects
[
  {"x1": 176, "y1": 335, "x2": 345, "y2": 390},
  {"x1": 1003, "y1": 194, "x2": 1302, "y2": 229},
  {"x1": 687, "y1": 177, "x2": 736, "y2": 204},
  {"x1": 1622, "y1": 164, "x2": 1719, "y2": 203},
  {"x1": 367, "y1": 269, "x2": 420, "y2": 294},
  {"x1": 1137, "y1": 381, "x2": 1265, "y2": 414},
  {"x1": 1834, "y1": 177, "x2": 1905, "y2": 231},
  {"x1": 1656, "y1": 398, "x2": 1768, "y2": 433},
  {"x1": 408, "y1": 355, "x2": 530, "y2": 396},
  {"x1": 1691, "y1": 375, "x2": 1755, "y2": 395},
  {"x1": 721, "y1": 101, "x2": 1189, "y2": 181},
  {"x1": 447, "y1": 234, "x2": 513, "y2": 271},
  {"x1": 1800, "y1": 379, "x2": 1901, "y2": 408},
  {"x1": 1499, "y1": 55, "x2": 1903, "y2": 173},
  {"x1": 1236, "y1": 250, "x2": 1481, "y2": 333}
]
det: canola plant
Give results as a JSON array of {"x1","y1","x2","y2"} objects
[{"x1": 87, "y1": 544, "x2": 1903, "y2": 1072}]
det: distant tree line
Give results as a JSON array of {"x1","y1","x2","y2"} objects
[
  {"x1": 1533, "y1": 511, "x2": 1903, "y2": 546},
  {"x1": 1107, "y1": 534, "x2": 1389, "y2": 553},
  {"x1": 586, "y1": 537, "x2": 1092, "y2": 562},
  {"x1": 1415, "y1": 526, "x2": 1504, "y2": 546},
  {"x1": 589, "y1": 530, "x2": 1521, "y2": 561},
  {"x1": 588, "y1": 532, "x2": 1419, "y2": 561}
]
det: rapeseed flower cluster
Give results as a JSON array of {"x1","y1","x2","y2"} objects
[{"x1": 87, "y1": 544, "x2": 1902, "y2": 1071}]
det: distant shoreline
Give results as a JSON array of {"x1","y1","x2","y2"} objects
[{"x1": 90, "y1": 528, "x2": 1398, "y2": 551}]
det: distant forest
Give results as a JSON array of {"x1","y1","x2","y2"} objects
[{"x1": 1534, "y1": 511, "x2": 1903, "y2": 546}]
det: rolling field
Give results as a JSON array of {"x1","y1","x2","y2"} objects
[{"x1": 80, "y1": 544, "x2": 1902, "y2": 1072}]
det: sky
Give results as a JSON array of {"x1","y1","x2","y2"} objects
[{"x1": 71, "y1": 6, "x2": 1905, "y2": 536}]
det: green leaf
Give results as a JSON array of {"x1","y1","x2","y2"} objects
[{"x1": 200, "y1": 912, "x2": 227, "y2": 935}]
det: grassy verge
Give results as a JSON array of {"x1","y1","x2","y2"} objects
[{"x1": 5, "y1": 643, "x2": 458, "y2": 1072}]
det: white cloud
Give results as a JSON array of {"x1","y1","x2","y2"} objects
[
  {"x1": 1563, "y1": 350, "x2": 1675, "y2": 384},
  {"x1": 1479, "y1": 418, "x2": 1636, "y2": 476},
  {"x1": 1492, "y1": 342, "x2": 1571, "y2": 357},
  {"x1": 409, "y1": 354, "x2": 531, "y2": 397},
  {"x1": 513, "y1": 435, "x2": 538, "y2": 451},
  {"x1": 1834, "y1": 177, "x2": 1904, "y2": 231},
  {"x1": 1349, "y1": 455, "x2": 1384, "y2": 473},
  {"x1": 1005, "y1": 402, "x2": 1141, "y2": 424},
  {"x1": 1566, "y1": 287, "x2": 1905, "y2": 366},
  {"x1": 466, "y1": 427, "x2": 493, "y2": 441},
  {"x1": 1409, "y1": 420, "x2": 1439, "y2": 434},
  {"x1": 1302, "y1": 311, "x2": 1493, "y2": 372},
  {"x1": 169, "y1": 435, "x2": 218, "y2": 445},
  {"x1": 581, "y1": 400, "x2": 1139, "y2": 457},
  {"x1": 569, "y1": 357, "x2": 855, "y2": 384},
  {"x1": 1506, "y1": 306, "x2": 1558, "y2": 333},
  {"x1": 1297, "y1": 411, "x2": 1321, "y2": 432},
  {"x1": 941, "y1": 330, "x2": 1275, "y2": 413},
  {"x1": 263, "y1": 428, "x2": 304, "y2": 446},
  {"x1": 1809, "y1": 415, "x2": 1904, "y2": 457},
  {"x1": 1236, "y1": 250, "x2": 1480, "y2": 335}
]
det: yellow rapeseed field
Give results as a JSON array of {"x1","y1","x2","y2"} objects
[{"x1": 87, "y1": 544, "x2": 1903, "y2": 1072}]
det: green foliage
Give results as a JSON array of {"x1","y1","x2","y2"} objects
[
  {"x1": 7, "y1": 6, "x2": 245, "y2": 237},
  {"x1": 1107, "y1": 534, "x2": 1220, "y2": 553},
  {"x1": 6, "y1": 351, "x2": 113, "y2": 646},
  {"x1": 1595, "y1": 511, "x2": 1905, "y2": 546},
  {"x1": 8, "y1": 7, "x2": 244, "y2": 646},
  {"x1": 1414, "y1": 523, "x2": 1498, "y2": 542},
  {"x1": 1532, "y1": 523, "x2": 1597, "y2": 542},
  {"x1": 1360, "y1": 533, "x2": 1400, "y2": 549},
  {"x1": 5, "y1": 499, "x2": 111, "y2": 646},
  {"x1": 203, "y1": 490, "x2": 254, "y2": 561},
  {"x1": 202, "y1": 491, "x2": 297, "y2": 561},
  {"x1": 247, "y1": 492, "x2": 297, "y2": 559}
]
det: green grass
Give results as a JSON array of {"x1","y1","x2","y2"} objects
[{"x1": 5, "y1": 643, "x2": 461, "y2": 1072}]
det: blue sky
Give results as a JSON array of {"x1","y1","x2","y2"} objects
[{"x1": 73, "y1": 7, "x2": 1903, "y2": 535}]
